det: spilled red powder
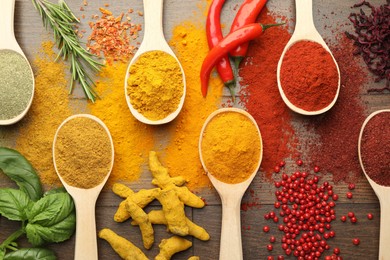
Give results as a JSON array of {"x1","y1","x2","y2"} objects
[
  {"x1": 304, "y1": 34, "x2": 368, "y2": 183},
  {"x1": 239, "y1": 9, "x2": 296, "y2": 177}
]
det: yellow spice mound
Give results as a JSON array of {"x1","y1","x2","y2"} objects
[
  {"x1": 127, "y1": 50, "x2": 184, "y2": 121},
  {"x1": 201, "y1": 111, "x2": 262, "y2": 184}
]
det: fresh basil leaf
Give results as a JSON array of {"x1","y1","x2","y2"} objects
[
  {"x1": 0, "y1": 188, "x2": 33, "y2": 221},
  {"x1": 3, "y1": 248, "x2": 56, "y2": 260},
  {"x1": 0, "y1": 248, "x2": 5, "y2": 260},
  {"x1": 0, "y1": 148, "x2": 43, "y2": 201},
  {"x1": 25, "y1": 213, "x2": 75, "y2": 246},
  {"x1": 25, "y1": 192, "x2": 75, "y2": 246},
  {"x1": 43, "y1": 187, "x2": 66, "y2": 196},
  {"x1": 27, "y1": 192, "x2": 74, "y2": 226}
]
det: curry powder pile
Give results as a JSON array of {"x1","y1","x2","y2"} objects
[{"x1": 54, "y1": 116, "x2": 113, "y2": 189}]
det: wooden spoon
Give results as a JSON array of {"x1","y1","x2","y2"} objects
[
  {"x1": 199, "y1": 108, "x2": 263, "y2": 260},
  {"x1": 358, "y1": 109, "x2": 390, "y2": 260},
  {"x1": 124, "y1": 0, "x2": 186, "y2": 125},
  {"x1": 53, "y1": 114, "x2": 114, "y2": 260},
  {"x1": 0, "y1": 0, "x2": 34, "y2": 125},
  {"x1": 276, "y1": 0, "x2": 340, "y2": 116}
]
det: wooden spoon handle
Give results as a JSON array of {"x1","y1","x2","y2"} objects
[
  {"x1": 142, "y1": 0, "x2": 165, "y2": 46},
  {"x1": 74, "y1": 198, "x2": 98, "y2": 260},
  {"x1": 219, "y1": 195, "x2": 243, "y2": 260},
  {"x1": 379, "y1": 196, "x2": 390, "y2": 260},
  {"x1": 295, "y1": 0, "x2": 315, "y2": 30},
  {"x1": 0, "y1": 0, "x2": 16, "y2": 49}
]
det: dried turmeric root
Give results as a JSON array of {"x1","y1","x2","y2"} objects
[
  {"x1": 98, "y1": 228, "x2": 148, "y2": 260},
  {"x1": 113, "y1": 183, "x2": 160, "y2": 222},
  {"x1": 149, "y1": 151, "x2": 205, "y2": 208},
  {"x1": 157, "y1": 189, "x2": 188, "y2": 236},
  {"x1": 155, "y1": 236, "x2": 192, "y2": 260},
  {"x1": 126, "y1": 198, "x2": 154, "y2": 249},
  {"x1": 133, "y1": 210, "x2": 210, "y2": 241}
]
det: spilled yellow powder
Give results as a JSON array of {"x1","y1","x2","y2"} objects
[
  {"x1": 16, "y1": 41, "x2": 73, "y2": 187},
  {"x1": 88, "y1": 62, "x2": 155, "y2": 186},
  {"x1": 162, "y1": 21, "x2": 223, "y2": 190}
]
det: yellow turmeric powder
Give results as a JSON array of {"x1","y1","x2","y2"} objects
[
  {"x1": 127, "y1": 50, "x2": 184, "y2": 121},
  {"x1": 200, "y1": 111, "x2": 262, "y2": 184},
  {"x1": 88, "y1": 62, "x2": 155, "y2": 186},
  {"x1": 14, "y1": 41, "x2": 74, "y2": 186},
  {"x1": 163, "y1": 20, "x2": 223, "y2": 190}
]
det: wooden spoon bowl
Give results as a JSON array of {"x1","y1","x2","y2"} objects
[
  {"x1": 53, "y1": 114, "x2": 114, "y2": 260},
  {"x1": 358, "y1": 109, "x2": 390, "y2": 260},
  {"x1": 124, "y1": 0, "x2": 186, "y2": 125},
  {"x1": 199, "y1": 108, "x2": 263, "y2": 260},
  {"x1": 276, "y1": 0, "x2": 340, "y2": 116},
  {"x1": 0, "y1": 0, "x2": 34, "y2": 125}
]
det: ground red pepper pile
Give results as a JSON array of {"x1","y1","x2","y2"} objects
[
  {"x1": 303, "y1": 34, "x2": 369, "y2": 184},
  {"x1": 360, "y1": 111, "x2": 390, "y2": 186},
  {"x1": 280, "y1": 41, "x2": 339, "y2": 112},
  {"x1": 238, "y1": 9, "x2": 297, "y2": 176}
]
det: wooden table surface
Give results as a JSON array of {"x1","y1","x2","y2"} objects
[{"x1": 1, "y1": 0, "x2": 389, "y2": 259}]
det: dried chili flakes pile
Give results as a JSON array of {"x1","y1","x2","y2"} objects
[{"x1": 87, "y1": 8, "x2": 142, "y2": 63}]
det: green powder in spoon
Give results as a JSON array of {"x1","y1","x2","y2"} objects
[{"x1": 0, "y1": 49, "x2": 34, "y2": 120}]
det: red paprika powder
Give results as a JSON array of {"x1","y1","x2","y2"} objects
[
  {"x1": 238, "y1": 9, "x2": 297, "y2": 177},
  {"x1": 305, "y1": 34, "x2": 368, "y2": 184},
  {"x1": 360, "y1": 111, "x2": 390, "y2": 186},
  {"x1": 280, "y1": 40, "x2": 339, "y2": 112}
]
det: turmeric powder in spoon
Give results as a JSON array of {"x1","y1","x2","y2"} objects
[{"x1": 200, "y1": 111, "x2": 261, "y2": 184}]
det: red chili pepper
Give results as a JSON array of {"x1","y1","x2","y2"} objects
[
  {"x1": 206, "y1": 0, "x2": 236, "y2": 98},
  {"x1": 201, "y1": 23, "x2": 281, "y2": 97},
  {"x1": 229, "y1": 0, "x2": 268, "y2": 68}
]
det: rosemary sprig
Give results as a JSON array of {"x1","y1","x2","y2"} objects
[{"x1": 32, "y1": 0, "x2": 104, "y2": 102}]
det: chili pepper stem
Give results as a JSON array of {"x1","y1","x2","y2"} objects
[
  {"x1": 261, "y1": 23, "x2": 285, "y2": 30},
  {"x1": 233, "y1": 57, "x2": 243, "y2": 72},
  {"x1": 225, "y1": 81, "x2": 236, "y2": 103}
]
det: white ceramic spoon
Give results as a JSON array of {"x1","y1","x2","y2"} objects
[
  {"x1": 358, "y1": 109, "x2": 390, "y2": 260},
  {"x1": 199, "y1": 108, "x2": 263, "y2": 260},
  {"x1": 0, "y1": 0, "x2": 35, "y2": 125},
  {"x1": 124, "y1": 0, "x2": 186, "y2": 125},
  {"x1": 53, "y1": 114, "x2": 114, "y2": 260},
  {"x1": 276, "y1": 0, "x2": 340, "y2": 116}
]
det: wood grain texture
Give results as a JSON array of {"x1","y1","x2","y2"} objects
[{"x1": 1, "y1": 0, "x2": 389, "y2": 259}]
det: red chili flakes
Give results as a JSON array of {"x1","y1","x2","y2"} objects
[{"x1": 87, "y1": 8, "x2": 142, "y2": 63}]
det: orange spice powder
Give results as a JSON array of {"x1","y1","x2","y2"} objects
[
  {"x1": 161, "y1": 19, "x2": 223, "y2": 190},
  {"x1": 88, "y1": 62, "x2": 155, "y2": 186}
]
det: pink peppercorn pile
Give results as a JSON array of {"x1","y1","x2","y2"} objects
[{"x1": 268, "y1": 161, "x2": 339, "y2": 259}]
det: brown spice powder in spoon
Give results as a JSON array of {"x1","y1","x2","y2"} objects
[{"x1": 54, "y1": 117, "x2": 112, "y2": 189}]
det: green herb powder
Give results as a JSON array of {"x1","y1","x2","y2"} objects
[{"x1": 0, "y1": 49, "x2": 33, "y2": 120}]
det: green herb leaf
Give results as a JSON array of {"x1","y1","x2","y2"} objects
[
  {"x1": 0, "y1": 188, "x2": 33, "y2": 221},
  {"x1": 26, "y1": 192, "x2": 75, "y2": 246},
  {"x1": 26, "y1": 213, "x2": 75, "y2": 246},
  {"x1": 0, "y1": 148, "x2": 43, "y2": 201},
  {"x1": 0, "y1": 248, "x2": 5, "y2": 259},
  {"x1": 3, "y1": 248, "x2": 56, "y2": 260}
]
